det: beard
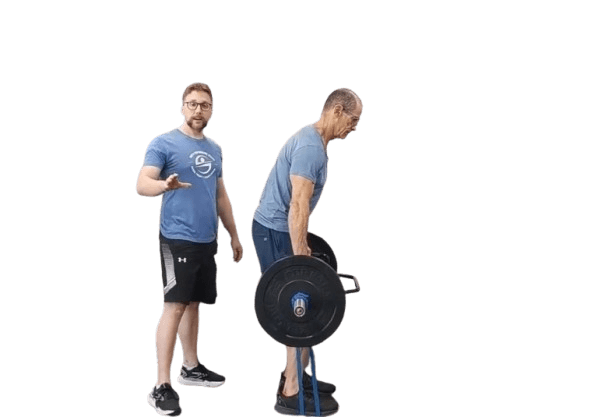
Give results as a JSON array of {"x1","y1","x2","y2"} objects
[{"x1": 186, "y1": 116, "x2": 208, "y2": 131}]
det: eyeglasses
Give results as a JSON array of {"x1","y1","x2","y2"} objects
[{"x1": 184, "y1": 101, "x2": 213, "y2": 111}]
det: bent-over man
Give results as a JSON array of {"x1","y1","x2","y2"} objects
[{"x1": 252, "y1": 88, "x2": 362, "y2": 415}]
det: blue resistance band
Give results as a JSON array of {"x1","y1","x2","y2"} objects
[
  {"x1": 309, "y1": 347, "x2": 321, "y2": 416},
  {"x1": 296, "y1": 347, "x2": 305, "y2": 415},
  {"x1": 295, "y1": 347, "x2": 322, "y2": 416}
]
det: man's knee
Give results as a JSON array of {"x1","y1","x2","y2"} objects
[{"x1": 164, "y1": 302, "x2": 189, "y2": 317}]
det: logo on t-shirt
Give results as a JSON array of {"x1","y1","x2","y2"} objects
[{"x1": 190, "y1": 151, "x2": 217, "y2": 178}]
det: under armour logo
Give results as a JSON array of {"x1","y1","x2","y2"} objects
[{"x1": 178, "y1": 257, "x2": 187, "y2": 263}]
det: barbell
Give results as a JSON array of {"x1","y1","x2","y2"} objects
[{"x1": 254, "y1": 233, "x2": 360, "y2": 348}]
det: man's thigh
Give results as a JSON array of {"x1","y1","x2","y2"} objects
[{"x1": 252, "y1": 220, "x2": 293, "y2": 273}]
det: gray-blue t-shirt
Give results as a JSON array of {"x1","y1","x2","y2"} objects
[
  {"x1": 254, "y1": 125, "x2": 328, "y2": 232},
  {"x1": 143, "y1": 129, "x2": 222, "y2": 243}
]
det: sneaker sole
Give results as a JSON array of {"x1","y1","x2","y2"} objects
[
  {"x1": 274, "y1": 404, "x2": 338, "y2": 416},
  {"x1": 177, "y1": 375, "x2": 225, "y2": 387},
  {"x1": 147, "y1": 394, "x2": 182, "y2": 416}
]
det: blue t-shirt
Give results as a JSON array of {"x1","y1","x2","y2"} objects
[
  {"x1": 254, "y1": 125, "x2": 328, "y2": 232},
  {"x1": 143, "y1": 129, "x2": 222, "y2": 243}
]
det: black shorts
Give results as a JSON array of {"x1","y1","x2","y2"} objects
[{"x1": 159, "y1": 234, "x2": 218, "y2": 304}]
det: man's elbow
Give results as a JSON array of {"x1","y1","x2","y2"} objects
[
  {"x1": 136, "y1": 179, "x2": 151, "y2": 196},
  {"x1": 136, "y1": 180, "x2": 144, "y2": 196}
]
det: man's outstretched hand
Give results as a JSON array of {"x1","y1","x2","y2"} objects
[{"x1": 164, "y1": 174, "x2": 192, "y2": 191}]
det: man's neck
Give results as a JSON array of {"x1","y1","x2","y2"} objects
[
  {"x1": 314, "y1": 119, "x2": 334, "y2": 150},
  {"x1": 179, "y1": 124, "x2": 205, "y2": 139}
]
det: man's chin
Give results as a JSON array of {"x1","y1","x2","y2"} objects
[{"x1": 188, "y1": 119, "x2": 207, "y2": 130}]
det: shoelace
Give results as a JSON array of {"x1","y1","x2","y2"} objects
[
  {"x1": 156, "y1": 385, "x2": 179, "y2": 401},
  {"x1": 188, "y1": 364, "x2": 210, "y2": 375},
  {"x1": 302, "y1": 373, "x2": 315, "y2": 387}
]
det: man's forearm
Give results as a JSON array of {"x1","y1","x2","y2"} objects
[
  {"x1": 218, "y1": 197, "x2": 239, "y2": 240},
  {"x1": 137, "y1": 176, "x2": 167, "y2": 197},
  {"x1": 288, "y1": 200, "x2": 310, "y2": 255}
]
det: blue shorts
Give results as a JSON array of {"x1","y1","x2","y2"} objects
[{"x1": 252, "y1": 220, "x2": 293, "y2": 273}]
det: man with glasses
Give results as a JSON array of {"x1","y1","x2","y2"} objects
[
  {"x1": 138, "y1": 83, "x2": 243, "y2": 416},
  {"x1": 252, "y1": 88, "x2": 362, "y2": 415}
]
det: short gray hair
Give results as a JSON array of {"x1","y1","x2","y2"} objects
[{"x1": 322, "y1": 88, "x2": 361, "y2": 113}]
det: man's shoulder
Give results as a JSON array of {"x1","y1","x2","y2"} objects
[
  {"x1": 205, "y1": 135, "x2": 222, "y2": 149},
  {"x1": 204, "y1": 136, "x2": 222, "y2": 151},
  {"x1": 290, "y1": 125, "x2": 325, "y2": 154},
  {"x1": 283, "y1": 125, "x2": 317, "y2": 150},
  {"x1": 286, "y1": 125, "x2": 320, "y2": 149},
  {"x1": 150, "y1": 129, "x2": 180, "y2": 146},
  {"x1": 292, "y1": 124, "x2": 317, "y2": 139}
]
